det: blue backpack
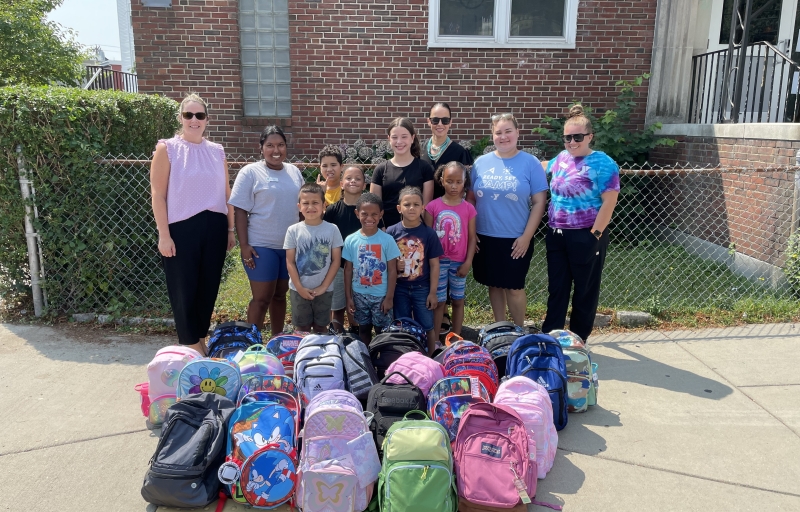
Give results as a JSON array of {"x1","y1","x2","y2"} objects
[
  {"x1": 382, "y1": 317, "x2": 427, "y2": 352},
  {"x1": 207, "y1": 321, "x2": 262, "y2": 360},
  {"x1": 505, "y1": 334, "x2": 569, "y2": 430}
]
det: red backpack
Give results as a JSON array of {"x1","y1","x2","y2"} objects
[{"x1": 440, "y1": 341, "x2": 500, "y2": 397}]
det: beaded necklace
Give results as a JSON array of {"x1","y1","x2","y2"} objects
[{"x1": 426, "y1": 136, "x2": 451, "y2": 163}]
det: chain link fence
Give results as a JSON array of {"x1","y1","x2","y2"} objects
[{"x1": 21, "y1": 154, "x2": 800, "y2": 322}]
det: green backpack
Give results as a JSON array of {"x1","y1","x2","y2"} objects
[{"x1": 377, "y1": 410, "x2": 457, "y2": 512}]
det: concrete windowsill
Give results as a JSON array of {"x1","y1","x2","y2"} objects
[{"x1": 655, "y1": 123, "x2": 800, "y2": 140}]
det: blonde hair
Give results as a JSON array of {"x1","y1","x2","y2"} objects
[
  {"x1": 177, "y1": 93, "x2": 209, "y2": 136},
  {"x1": 564, "y1": 104, "x2": 592, "y2": 132},
  {"x1": 490, "y1": 113, "x2": 519, "y2": 130}
]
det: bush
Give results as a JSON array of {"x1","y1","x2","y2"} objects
[
  {"x1": 785, "y1": 229, "x2": 800, "y2": 297},
  {"x1": 532, "y1": 73, "x2": 675, "y2": 165},
  {"x1": 0, "y1": 86, "x2": 179, "y2": 312}
]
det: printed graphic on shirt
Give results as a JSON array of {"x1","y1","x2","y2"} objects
[
  {"x1": 480, "y1": 165, "x2": 519, "y2": 194},
  {"x1": 356, "y1": 244, "x2": 387, "y2": 287},
  {"x1": 396, "y1": 236, "x2": 425, "y2": 279},
  {"x1": 296, "y1": 236, "x2": 333, "y2": 280},
  {"x1": 434, "y1": 210, "x2": 463, "y2": 251}
]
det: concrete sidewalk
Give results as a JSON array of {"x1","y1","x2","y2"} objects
[{"x1": 0, "y1": 322, "x2": 798, "y2": 511}]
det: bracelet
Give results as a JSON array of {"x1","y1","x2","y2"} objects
[{"x1": 228, "y1": 228, "x2": 235, "y2": 232}]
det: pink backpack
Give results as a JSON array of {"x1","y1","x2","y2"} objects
[
  {"x1": 138, "y1": 345, "x2": 202, "y2": 425},
  {"x1": 385, "y1": 352, "x2": 444, "y2": 396},
  {"x1": 454, "y1": 402, "x2": 535, "y2": 509},
  {"x1": 494, "y1": 377, "x2": 558, "y2": 479}
]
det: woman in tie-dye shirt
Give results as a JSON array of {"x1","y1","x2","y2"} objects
[{"x1": 541, "y1": 105, "x2": 620, "y2": 342}]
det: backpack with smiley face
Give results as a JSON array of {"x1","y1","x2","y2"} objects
[{"x1": 177, "y1": 358, "x2": 242, "y2": 400}]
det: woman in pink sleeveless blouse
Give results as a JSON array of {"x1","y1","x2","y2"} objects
[{"x1": 150, "y1": 94, "x2": 236, "y2": 355}]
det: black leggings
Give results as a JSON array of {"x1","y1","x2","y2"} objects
[
  {"x1": 541, "y1": 227, "x2": 609, "y2": 342},
  {"x1": 161, "y1": 210, "x2": 228, "y2": 345}
]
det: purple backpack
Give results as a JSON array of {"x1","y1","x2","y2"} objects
[{"x1": 385, "y1": 352, "x2": 445, "y2": 396}]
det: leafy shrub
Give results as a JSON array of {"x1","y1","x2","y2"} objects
[
  {"x1": 0, "y1": 86, "x2": 179, "y2": 312},
  {"x1": 784, "y1": 229, "x2": 800, "y2": 297},
  {"x1": 532, "y1": 74, "x2": 676, "y2": 165}
]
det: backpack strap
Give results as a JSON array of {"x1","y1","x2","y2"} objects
[
  {"x1": 380, "y1": 371, "x2": 417, "y2": 386},
  {"x1": 402, "y1": 410, "x2": 429, "y2": 420},
  {"x1": 216, "y1": 320, "x2": 256, "y2": 331},
  {"x1": 482, "y1": 320, "x2": 519, "y2": 333}
]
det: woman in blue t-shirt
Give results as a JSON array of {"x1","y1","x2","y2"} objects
[
  {"x1": 540, "y1": 104, "x2": 620, "y2": 342},
  {"x1": 466, "y1": 113, "x2": 548, "y2": 327}
]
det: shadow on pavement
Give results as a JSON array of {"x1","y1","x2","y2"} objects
[{"x1": 592, "y1": 343, "x2": 733, "y2": 400}]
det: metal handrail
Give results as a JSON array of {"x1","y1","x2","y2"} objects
[
  {"x1": 688, "y1": 41, "x2": 800, "y2": 124},
  {"x1": 83, "y1": 66, "x2": 138, "y2": 93},
  {"x1": 83, "y1": 68, "x2": 103, "y2": 90}
]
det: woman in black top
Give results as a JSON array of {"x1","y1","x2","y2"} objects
[
  {"x1": 370, "y1": 117, "x2": 435, "y2": 227},
  {"x1": 421, "y1": 102, "x2": 474, "y2": 199}
]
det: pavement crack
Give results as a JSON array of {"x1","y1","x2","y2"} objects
[
  {"x1": 0, "y1": 428, "x2": 149, "y2": 457},
  {"x1": 557, "y1": 447, "x2": 800, "y2": 498}
]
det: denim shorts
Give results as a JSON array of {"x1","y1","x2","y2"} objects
[
  {"x1": 353, "y1": 291, "x2": 393, "y2": 328},
  {"x1": 393, "y1": 282, "x2": 434, "y2": 332},
  {"x1": 243, "y1": 246, "x2": 289, "y2": 282},
  {"x1": 436, "y1": 258, "x2": 467, "y2": 303}
]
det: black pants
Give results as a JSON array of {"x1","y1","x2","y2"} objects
[
  {"x1": 541, "y1": 227, "x2": 609, "y2": 342},
  {"x1": 162, "y1": 210, "x2": 228, "y2": 345}
]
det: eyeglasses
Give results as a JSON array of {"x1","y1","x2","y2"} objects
[
  {"x1": 562, "y1": 133, "x2": 591, "y2": 143},
  {"x1": 181, "y1": 111, "x2": 207, "y2": 120},
  {"x1": 429, "y1": 117, "x2": 451, "y2": 125}
]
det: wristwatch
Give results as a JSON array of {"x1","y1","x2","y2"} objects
[{"x1": 592, "y1": 229, "x2": 602, "y2": 239}]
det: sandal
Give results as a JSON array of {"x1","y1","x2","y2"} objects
[{"x1": 440, "y1": 313, "x2": 452, "y2": 336}]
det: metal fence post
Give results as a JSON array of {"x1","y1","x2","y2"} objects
[{"x1": 16, "y1": 145, "x2": 45, "y2": 316}]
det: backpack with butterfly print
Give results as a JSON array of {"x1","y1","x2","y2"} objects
[{"x1": 297, "y1": 390, "x2": 379, "y2": 512}]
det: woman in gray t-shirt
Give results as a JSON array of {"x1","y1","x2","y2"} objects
[{"x1": 229, "y1": 125, "x2": 304, "y2": 333}]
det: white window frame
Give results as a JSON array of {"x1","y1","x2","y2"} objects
[{"x1": 427, "y1": 0, "x2": 579, "y2": 49}]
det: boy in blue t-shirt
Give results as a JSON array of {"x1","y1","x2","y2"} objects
[{"x1": 342, "y1": 193, "x2": 401, "y2": 343}]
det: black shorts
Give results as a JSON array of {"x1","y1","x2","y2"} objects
[{"x1": 473, "y1": 234, "x2": 534, "y2": 290}]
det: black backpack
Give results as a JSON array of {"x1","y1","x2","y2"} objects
[
  {"x1": 478, "y1": 321, "x2": 526, "y2": 379},
  {"x1": 366, "y1": 372, "x2": 427, "y2": 451},
  {"x1": 141, "y1": 393, "x2": 235, "y2": 508},
  {"x1": 340, "y1": 333, "x2": 380, "y2": 403},
  {"x1": 368, "y1": 332, "x2": 424, "y2": 380}
]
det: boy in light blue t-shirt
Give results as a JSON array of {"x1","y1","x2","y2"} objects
[{"x1": 342, "y1": 193, "x2": 400, "y2": 343}]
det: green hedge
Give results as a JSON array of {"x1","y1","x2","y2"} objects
[{"x1": 0, "y1": 86, "x2": 179, "y2": 311}]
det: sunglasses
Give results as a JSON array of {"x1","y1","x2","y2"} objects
[
  {"x1": 181, "y1": 111, "x2": 207, "y2": 120},
  {"x1": 429, "y1": 117, "x2": 451, "y2": 125},
  {"x1": 562, "y1": 133, "x2": 591, "y2": 143}
]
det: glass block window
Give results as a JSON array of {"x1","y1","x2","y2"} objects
[
  {"x1": 240, "y1": 0, "x2": 291, "y2": 117},
  {"x1": 428, "y1": 0, "x2": 578, "y2": 49}
]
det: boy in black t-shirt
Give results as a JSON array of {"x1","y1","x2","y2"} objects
[{"x1": 323, "y1": 164, "x2": 367, "y2": 331}]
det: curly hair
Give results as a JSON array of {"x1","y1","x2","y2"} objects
[
  {"x1": 434, "y1": 161, "x2": 471, "y2": 192},
  {"x1": 318, "y1": 144, "x2": 343, "y2": 165}
]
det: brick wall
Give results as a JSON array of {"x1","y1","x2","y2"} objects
[
  {"x1": 131, "y1": 0, "x2": 657, "y2": 157},
  {"x1": 650, "y1": 136, "x2": 800, "y2": 167}
]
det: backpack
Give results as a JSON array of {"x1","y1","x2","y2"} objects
[
  {"x1": 141, "y1": 393, "x2": 235, "y2": 508},
  {"x1": 140, "y1": 345, "x2": 202, "y2": 426},
  {"x1": 366, "y1": 372, "x2": 427, "y2": 451},
  {"x1": 297, "y1": 390, "x2": 379, "y2": 512},
  {"x1": 477, "y1": 321, "x2": 526, "y2": 379},
  {"x1": 494, "y1": 377, "x2": 558, "y2": 479},
  {"x1": 294, "y1": 334, "x2": 346, "y2": 402},
  {"x1": 377, "y1": 410, "x2": 457, "y2": 512},
  {"x1": 441, "y1": 341, "x2": 500, "y2": 398},
  {"x1": 505, "y1": 334, "x2": 568, "y2": 431},
  {"x1": 237, "y1": 375, "x2": 302, "y2": 421},
  {"x1": 207, "y1": 321, "x2": 261, "y2": 360},
  {"x1": 368, "y1": 332, "x2": 424, "y2": 380},
  {"x1": 453, "y1": 402, "x2": 534, "y2": 509},
  {"x1": 549, "y1": 329, "x2": 598, "y2": 413},
  {"x1": 219, "y1": 397, "x2": 300, "y2": 508},
  {"x1": 427, "y1": 376, "x2": 490, "y2": 442},
  {"x1": 341, "y1": 333, "x2": 380, "y2": 403},
  {"x1": 385, "y1": 352, "x2": 445, "y2": 396},
  {"x1": 236, "y1": 344, "x2": 285, "y2": 378},
  {"x1": 177, "y1": 358, "x2": 242, "y2": 400},
  {"x1": 265, "y1": 333, "x2": 303, "y2": 378},
  {"x1": 381, "y1": 317, "x2": 427, "y2": 351}
]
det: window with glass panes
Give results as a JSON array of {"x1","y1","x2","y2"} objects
[
  {"x1": 239, "y1": 0, "x2": 291, "y2": 117},
  {"x1": 428, "y1": 0, "x2": 578, "y2": 48}
]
